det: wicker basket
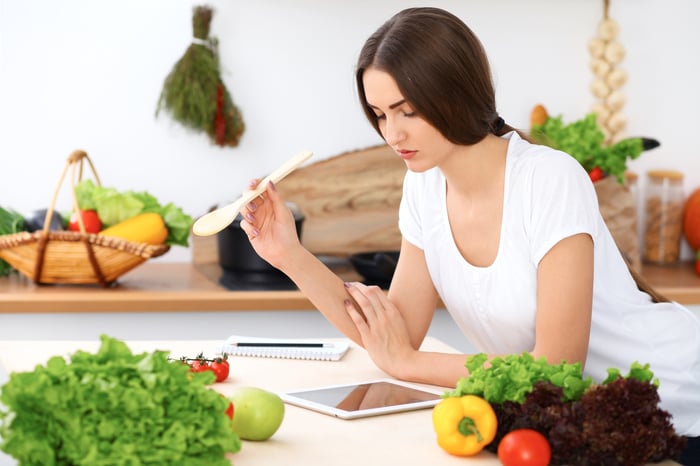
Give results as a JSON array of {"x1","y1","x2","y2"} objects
[{"x1": 0, "y1": 150, "x2": 169, "y2": 286}]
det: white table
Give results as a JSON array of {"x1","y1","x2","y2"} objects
[{"x1": 0, "y1": 338, "x2": 680, "y2": 466}]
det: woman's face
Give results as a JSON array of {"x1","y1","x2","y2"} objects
[{"x1": 362, "y1": 67, "x2": 457, "y2": 172}]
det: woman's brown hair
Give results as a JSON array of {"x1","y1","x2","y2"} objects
[{"x1": 356, "y1": 7, "x2": 516, "y2": 144}]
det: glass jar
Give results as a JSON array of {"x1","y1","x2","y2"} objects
[
  {"x1": 642, "y1": 170, "x2": 684, "y2": 264},
  {"x1": 625, "y1": 170, "x2": 640, "y2": 231}
]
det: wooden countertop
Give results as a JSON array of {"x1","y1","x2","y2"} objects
[
  {"x1": 0, "y1": 261, "x2": 361, "y2": 313},
  {"x1": 0, "y1": 338, "x2": 681, "y2": 466},
  {"x1": 0, "y1": 260, "x2": 698, "y2": 313}
]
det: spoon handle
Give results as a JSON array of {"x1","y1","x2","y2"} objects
[{"x1": 257, "y1": 150, "x2": 313, "y2": 195}]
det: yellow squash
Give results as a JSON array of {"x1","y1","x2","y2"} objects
[{"x1": 99, "y1": 212, "x2": 168, "y2": 245}]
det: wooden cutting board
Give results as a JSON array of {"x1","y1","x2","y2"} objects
[
  {"x1": 192, "y1": 144, "x2": 406, "y2": 264},
  {"x1": 277, "y1": 144, "x2": 405, "y2": 256}
]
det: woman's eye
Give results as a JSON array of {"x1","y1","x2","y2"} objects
[
  {"x1": 403, "y1": 111, "x2": 416, "y2": 117},
  {"x1": 374, "y1": 113, "x2": 386, "y2": 121}
]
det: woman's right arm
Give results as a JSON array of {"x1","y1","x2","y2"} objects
[
  {"x1": 279, "y1": 246, "x2": 366, "y2": 344},
  {"x1": 238, "y1": 180, "x2": 439, "y2": 349},
  {"x1": 238, "y1": 180, "x2": 366, "y2": 345},
  {"x1": 286, "y1": 236, "x2": 441, "y2": 350}
]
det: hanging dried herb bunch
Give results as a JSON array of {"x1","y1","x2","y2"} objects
[{"x1": 156, "y1": 5, "x2": 245, "y2": 147}]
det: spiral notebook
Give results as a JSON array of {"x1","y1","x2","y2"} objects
[{"x1": 218, "y1": 335, "x2": 350, "y2": 361}]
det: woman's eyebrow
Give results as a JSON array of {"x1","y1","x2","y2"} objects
[{"x1": 368, "y1": 99, "x2": 406, "y2": 110}]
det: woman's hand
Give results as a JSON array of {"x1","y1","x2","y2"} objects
[
  {"x1": 343, "y1": 282, "x2": 418, "y2": 379},
  {"x1": 238, "y1": 180, "x2": 301, "y2": 270}
]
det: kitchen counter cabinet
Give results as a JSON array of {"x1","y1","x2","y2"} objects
[
  {"x1": 0, "y1": 261, "x2": 698, "y2": 313},
  {"x1": 636, "y1": 261, "x2": 700, "y2": 302},
  {"x1": 0, "y1": 262, "x2": 361, "y2": 313}
]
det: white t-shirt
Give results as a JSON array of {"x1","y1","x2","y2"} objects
[{"x1": 399, "y1": 131, "x2": 700, "y2": 436}]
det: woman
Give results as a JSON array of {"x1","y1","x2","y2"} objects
[{"x1": 239, "y1": 7, "x2": 700, "y2": 461}]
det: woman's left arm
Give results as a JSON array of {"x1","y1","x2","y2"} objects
[
  {"x1": 531, "y1": 232, "x2": 594, "y2": 367},
  {"x1": 343, "y1": 239, "x2": 473, "y2": 387}
]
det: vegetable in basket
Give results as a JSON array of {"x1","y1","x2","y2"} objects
[
  {"x1": 68, "y1": 209, "x2": 102, "y2": 233},
  {"x1": 0, "y1": 335, "x2": 241, "y2": 465},
  {"x1": 23, "y1": 208, "x2": 65, "y2": 232},
  {"x1": 99, "y1": 212, "x2": 169, "y2": 245},
  {"x1": 0, "y1": 206, "x2": 24, "y2": 276},
  {"x1": 74, "y1": 179, "x2": 193, "y2": 247}
]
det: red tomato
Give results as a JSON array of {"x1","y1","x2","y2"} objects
[
  {"x1": 210, "y1": 359, "x2": 230, "y2": 383},
  {"x1": 497, "y1": 429, "x2": 551, "y2": 466},
  {"x1": 68, "y1": 210, "x2": 102, "y2": 233},
  {"x1": 189, "y1": 359, "x2": 210, "y2": 373},
  {"x1": 225, "y1": 401, "x2": 234, "y2": 420},
  {"x1": 588, "y1": 167, "x2": 604, "y2": 182}
]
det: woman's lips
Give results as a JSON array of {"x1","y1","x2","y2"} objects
[{"x1": 397, "y1": 149, "x2": 417, "y2": 160}]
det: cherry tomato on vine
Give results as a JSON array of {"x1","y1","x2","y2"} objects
[
  {"x1": 497, "y1": 429, "x2": 551, "y2": 466},
  {"x1": 189, "y1": 359, "x2": 210, "y2": 373},
  {"x1": 210, "y1": 358, "x2": 230, "y2": 383}
]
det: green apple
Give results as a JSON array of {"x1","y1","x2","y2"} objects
[{"x1": 228, "y1": 387, "x2": 285, "y2": 441}]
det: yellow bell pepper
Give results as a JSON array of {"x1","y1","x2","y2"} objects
[
  {"x1": 432, "y1": 395, "x2": 498, "y2": 456},
  {"x1": 99, "y1": 212, "x2": 168, "y2": 245}
]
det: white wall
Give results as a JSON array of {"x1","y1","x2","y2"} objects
[{"x1": 1, "y1": 0, "x2": 698, "y2": 261}]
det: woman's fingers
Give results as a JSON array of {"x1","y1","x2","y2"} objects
[
  {"x1": 345, "y1": 298, "x2": 368, "y2": 331},
  {"x1": 239, "y1": 179, "x2": 271, "y2": 237},
  {"x1": 238, "y1": 216, "x2": 260, "y2": 240},
  {"x1": 344, "y1": 282, "x2": 386, "y2": 325}
]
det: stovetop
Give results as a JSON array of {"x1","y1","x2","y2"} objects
[
  {"x1": 216, "y1": 256, "x2": 388, "y2": 291},
  {"x1": 218, "y1": 270, "x2": 297, "y2": 291}
]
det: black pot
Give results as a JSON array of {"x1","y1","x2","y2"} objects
[
  {"x1": 217, "y1": 206, "x2": 305, "y2": 274},
  {"x1": 349, "y1": 251, "x2": 399, "y2": 288}
]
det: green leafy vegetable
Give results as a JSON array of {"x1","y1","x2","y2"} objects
[
  {"x1": 531, "y1": 113, "x2": 644, "y2": 183},
  {"x1": 602, "y1": 360, "x2": 659, "y2": 386},
  {"x1": 447, "y1": 352, "x2": 593, "y2": 403},
  {"x1": 454, "y1": 354, "x2": 683, "y2": 464},
  {"x1": 0, "y1": 206, "x2": 24, "y2": 276},
  {"x1": 74, "y1": 180, "x2": 193, "y2": 247},
  {"x1": 0, "y1": 335, "x2": 241, "y2": 465},
  {"x1": 488, "y1": 378, "x2": 685, "y2": 465}
]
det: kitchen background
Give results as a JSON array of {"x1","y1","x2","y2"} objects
[
  {"x1": 0, "y1": 2, "x2": 699, "y2": 463},
  {"x1": 1, "y1": 0, "x2": 699, "y2": 262}
]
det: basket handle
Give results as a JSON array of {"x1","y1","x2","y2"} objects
[{"x1": 42, "y1": 150, "x2": 102, "y2": 234}]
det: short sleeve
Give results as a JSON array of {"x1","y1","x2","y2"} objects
[
  {"x1": 398, "y1": 170, "x2": 425, "y2": 250},
  {"x1": 524, "y1": 151, "x2": 600, "y2": 265}
]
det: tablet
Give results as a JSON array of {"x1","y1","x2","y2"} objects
[{"x1": 279, "y1": 379, "x2": 443, "y2": 419}]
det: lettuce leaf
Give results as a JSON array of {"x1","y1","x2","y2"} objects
[
  {"x1": 447, "y1": 352, "x2": 593, "y2": 404},
  {"x1": 0, "y1": 335, "x2": 241, "y2": 465},
  {"x1": 531, "y1": 113, "x2": 644, "y2": 183}
]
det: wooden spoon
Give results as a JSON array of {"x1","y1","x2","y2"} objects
[{"x1": 192, "y1": 151, "x2": 313, "y2": 236}]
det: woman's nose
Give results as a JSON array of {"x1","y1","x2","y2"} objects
[{"x1": 383, "y1": 118, "x2": 405, "y2": 146}]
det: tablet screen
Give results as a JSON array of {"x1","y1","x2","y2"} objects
[{"x1": 280, "y1": 379, "x2": 442, "y2": 419}]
